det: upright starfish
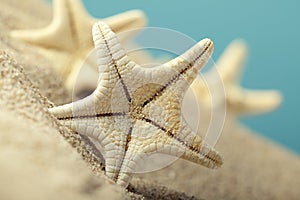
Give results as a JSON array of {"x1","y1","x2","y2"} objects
[
  {"x1": 49, "y1": 21, "x2": 222, "y2": 187},
  {"x1": 10, "y1": 0, "x2": 146, "y2": 90},
  {"x1": 191, "y1": 40, "x2": 282, "y2": 116}
]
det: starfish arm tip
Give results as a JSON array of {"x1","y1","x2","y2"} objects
[
  {"x1": 124, "y1": 9, "x2": 147, "y2": 26},
  {"x1": 216, "y1": 39, "x2": 249, "y2": 82},
  {"x1": 170, "y1": 38, "x2": 214, "y2": 67},
  {"x1": 194, "y1": 38, "x2": 214, "y2": 61},
  {"x1": 92, "y1": 21, "x2": 136, "y2": 73},
  {"x1": 10, "y1": 29, "x2": 52, "y2": 46},
  {"x1": 266, "y1": 90, "x2": 283, "y2": 109},
  {"x1": 10, "y1": 30, "x2": 34, "y2": 41},
  {"x1": 251, "y1": 89, "x2": 283, "y2": 113},
  {"x1": 104, "y1": 9, "x2": 147, "y2": 33},
  {"x1": 183, "y1": 38, "x2": 214, "y2": 71},
  {"x1": 199, "y1": 144, "x2": 223, "y2": 169},
  {"x1": 230, "y1": 89, "x2": 284, "y2": 115},
  {"x1": 48, "y1": 103, "x2": 75, "y2": 119},
  {"x1": 231, "y1": 39, "x2": 248, "y2": 51}
]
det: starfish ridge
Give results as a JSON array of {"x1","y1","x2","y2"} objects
[{"x1": 49, "y1": 21, "x2": 223, "y2": 187}]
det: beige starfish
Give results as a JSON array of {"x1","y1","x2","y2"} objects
[
  {"x1": 49, "y1": 21, "x2": 223, "y2": 187},
  {"x1": 191, "y1": 40, "x2": 282, "y2": 116},
  {"x1": 10, "y1": 0, "x2": 146, "y2": 90}
]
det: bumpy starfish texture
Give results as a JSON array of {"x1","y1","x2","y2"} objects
[
  {"x1": 10, "y1": 0, "x2": 146, "y2": 90},
  {"x1": 191, "y1": 40, "x2": 282, "y2": 116},
  {"x1": 49, "y1": 21, "x2": 222, "y2": 187}
]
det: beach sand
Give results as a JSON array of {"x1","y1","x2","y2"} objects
[{"x1": 0, "y1": 0, "x2": 299, "y2": 199}]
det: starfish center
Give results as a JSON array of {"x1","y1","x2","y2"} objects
[
  {"x1": 129, "y1": 104, "x2": 144, "y2": 120},
  {"x1": 127, "y1": 83, "x2": 163, "y2": 120}
]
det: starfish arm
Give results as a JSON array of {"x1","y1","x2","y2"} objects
[
  {"x1": 62, "y1": 116, "x2": 134, "y2": 187},
  {"x1": 92, "y1": 21, "x2": 137, "y2": 74},
  {"x1": 50, "y1": 103, "x2": 132, "y2": 183},
  {"x1": 163, "y1": 39, "x2": 213, "y2": 85},
  {"x1": 143, "y1": 39, "x2": 214, "y2": 103},
  {"x1": 104, "y1": 126, "x2": 133, "y2": 186},
  {"x1": 227, "y1": 88, "x2": 283, "y2": 115},
  {"x1": 71, "y1": 0, "x2": 94, "y2": 24},
  {"x1": 48, "y1": 92, "x2": 116, "y2": 122},
  {"x1": 50, "y1": 97, "x2": 131, "y2": 175},
  {"x1": 128, "y1": 119, "x2": 222, "y2": 170},
  {"x1": 92, "y1": 21, "x2": 141, "y2": 103},
  {"x1": 176, "y1": 119, "x2": 223, "y2": 168},
  {"x1": 129, "y1": 39, "x2": 214, "y2": 109},
  {"x1": 49, "y1": 102, "x2": 75, "y2": 120},
  {"x1": 10, "y1": 0, "x2": 74, "y2": 51},
  {"x1": 215, "y1": 39, "x2": 248, "y2": 83},
  {"x1": 113, "y1": 139, "x2": 146, "y2": 187}
]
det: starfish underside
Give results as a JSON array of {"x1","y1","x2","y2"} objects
[{"x1": 49, "y1": 21, "x2": 222, "y2": 187}]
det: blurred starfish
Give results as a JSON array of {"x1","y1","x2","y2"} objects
[
  {"x1": 191, "y1": 40, "x2": 282, "y2": 116},
  {"x1": 49, "y1": 21, "x2": 222, "y2": 187},
  {"x1": 10, "y1": 0, "x2": 146, "y2": 90}
]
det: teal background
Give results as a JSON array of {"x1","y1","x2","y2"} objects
[{"x1": 48, "y1": 0, "x2": 300, "y2": 153}]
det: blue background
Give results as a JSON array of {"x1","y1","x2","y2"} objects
[{"x1": 48, "y1": 0, "x2": 300, "y2": 153}]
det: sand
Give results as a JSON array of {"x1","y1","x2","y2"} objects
[{"x1": 0, "y1": 0, "x2": 299, "y2": 199}]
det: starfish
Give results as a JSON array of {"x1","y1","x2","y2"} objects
[
  {"x1": 49, "y1": 21, "x2": 223, "y2": 187},
  {"x1": 10, "y1": 0, "x2": 146, "y2": 90},
  {"x1": 191, "y1": 40, "x2": 282, "y2": 116}
]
